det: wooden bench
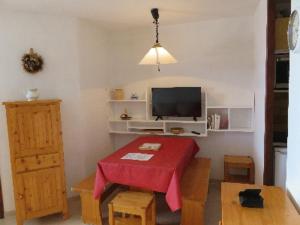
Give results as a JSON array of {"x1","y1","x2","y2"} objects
[
  {"x1": 71, "y1": 173, "x2": 118, "y2": 225},
  {"x1": 72, "y1": 157, "x2": 211, "y2": 225},
  {"x1": 181, "y1": 157, "x2": 211, "y2": 225}
]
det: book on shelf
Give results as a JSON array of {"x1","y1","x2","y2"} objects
[
  {"x1": 209, "y1": 114, "x2": 221, "y2": 130},
  {"x1": 211, "y1": 115, "x2": 215, "y2": 129},
  {"x1": 215, "y1": 114, "x2": 221, "y2": 130}
]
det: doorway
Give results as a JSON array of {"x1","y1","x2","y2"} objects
[
  {"x1": 264, "y1": 0, "x2": 290, "y2": 185},
  {"x1": 0, "y1": 177, "x2": 4, "y2": 218}
]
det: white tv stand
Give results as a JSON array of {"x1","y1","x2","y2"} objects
[{"x1": 108, "y1": 89, "x2": 254, "y2": 138}]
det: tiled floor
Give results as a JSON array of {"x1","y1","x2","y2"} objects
[{"x1": 0, "y1": 181, "x2": 221, "y2": 225}]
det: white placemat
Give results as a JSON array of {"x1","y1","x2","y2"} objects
[{"x1": 121, "y1": 153, "x2": 154, "y2": 161}]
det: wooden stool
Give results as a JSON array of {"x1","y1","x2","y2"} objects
[
  {"x1": 71, "y1": 173, "x2": 118, "y2": 225},
  {"x1": 224, "y1": 155, "x2": 255, "y2": 184},
  {"x1": 108, "y1": 191, "x2": 156, "y2": 225}
]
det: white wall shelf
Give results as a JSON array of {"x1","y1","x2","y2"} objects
[
  {"x1": 109, "y1": 120, "x2": 127, "y2": 122},
  {"x1": 128, "y1": 126, "x2": 164, "y2": 130},
  {"x1": 109, "y1": 119, "x2": 207, "y2": 124},
  {"x1": 107, "y1": 89, "x2": 254, "y2": 137},
  {"x1": 207, "y1": 106, "x2": 253, "y2": 109},
  {"x1": 164, "y1": 132, "x2": 208, "y2": 137},
  {"x1": 207, "y1": 106, "x2": 254, "y2": 132},
  {"x1": 208, "y1": 129, "x2": 254, "y2": 133},
  {"x1": 109, "y1": 131, "x2": 207, "y2": 137}
]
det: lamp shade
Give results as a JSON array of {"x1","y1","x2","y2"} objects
[{"x1": 139, "y1": 43, "x2": 177, "y2": 65}]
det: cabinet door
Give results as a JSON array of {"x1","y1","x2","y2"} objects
[
  {"x1": 8, "y1": 104, "x2": 61, "y2": 158},
  {"x1": 16, "y1": 167, "x2": 64, "y2": 219},
  {"x1": 275, "y1": 18, "x2": 289, "y2": 51}
]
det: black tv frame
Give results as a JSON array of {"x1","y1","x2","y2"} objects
[{"x1": 151, "y1": 87, "x2": 202, "y2": 121}]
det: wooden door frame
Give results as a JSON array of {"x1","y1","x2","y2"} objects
[
  {"x1": 264, "y1": 0, "x2": 276, "y2": 185},
  {"x1": 0, "y1": 178, "x2": 4, "y2": 218}
]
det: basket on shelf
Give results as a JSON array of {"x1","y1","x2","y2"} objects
[
  {"x1": 170, "y1": 127, "x2": 184, "y2": 135},
  {"x1": 111, "y1": 89, "x2": 124, "y2": 100}
]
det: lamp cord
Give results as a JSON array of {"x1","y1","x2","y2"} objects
[
  {"x1": 153, "y1": 15, "x2": 160, "y2": 71},
  {"x1": 154, "y1": 19, "x2": 159, "y2": 44}
]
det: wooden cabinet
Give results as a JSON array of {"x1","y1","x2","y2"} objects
[
  {"x1": 3, "y1": 100, "x2": 69, "y2": 225},
  {"x1": 276, "y1": 17, "x2": 289, "y2": 52}
]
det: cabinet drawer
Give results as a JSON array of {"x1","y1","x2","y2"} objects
[{"x1": 15, "y1": 153, "x2": 60, "y2": 173}]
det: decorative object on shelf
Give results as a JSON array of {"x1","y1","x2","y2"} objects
[
  {"x1": 22, "y1": 48, "x2": 43, "y2": 74},
  {"x1": 170, "y1": 127, "x2": 184, "y2": 135},
  {"x1": 207, "y1": 116, "x2": 212, "y2": 129},
  {"x1": 111, "y1": 88, "x2": 125, "y2": 100},
  {"x1": 139, "y1": 8, "x2": 177, "y2": 71},
  {"x1": 130, "y1": 93, "x2": 139, "y2": 100},
  {"x1": 25, "y1": 88, "x2": 39, "y2": 101},
  {"x1": 120, "y1": 108, "x2": 132, "y2": 120},
  {"x1": 288, "y1": 9, "x2": 300, "y2": 52}
]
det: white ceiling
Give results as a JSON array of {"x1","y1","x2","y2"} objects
[{"x1": 1, "y1": 0, "x2": 260, "y2": 29}]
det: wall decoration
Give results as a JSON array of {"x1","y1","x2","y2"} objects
[{"x1": 22, "y1": 48, "x2": 43, "y2": 74}]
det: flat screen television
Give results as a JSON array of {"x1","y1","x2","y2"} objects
[{"x1": 152, "y1": 87, "x2": 202, "y2": 120}]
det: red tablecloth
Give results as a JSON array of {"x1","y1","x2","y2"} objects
[{"x1": 93, "y1": 136, "x2": 199, "y2": 211}]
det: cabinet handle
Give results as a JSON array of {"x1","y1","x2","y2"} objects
[{"x1": 18, "y1": 194, "x2": 24, "y2": 200}]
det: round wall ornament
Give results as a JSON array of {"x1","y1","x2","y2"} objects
[{"x1": 22, "y1": 48, "x2": 44, "y2": 74}]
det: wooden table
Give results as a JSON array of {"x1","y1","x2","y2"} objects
[
  {"x1": 94, "y1": 136, "x2": 199, "y2": 212},
  {"x1": 221, "y1": 182, "x2": 300, "y2": 225},
  {"x1": 72, "y1": 158, "x2": 211, "y2": 225}
]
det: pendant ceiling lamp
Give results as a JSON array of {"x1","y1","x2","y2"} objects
[{"x1": 139, "y1": 8, "x2": 177, "y2": 71}]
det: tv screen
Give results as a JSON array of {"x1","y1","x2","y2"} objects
[{"x1": 152, "y1": 87, "x2": 202, "y2": 118}]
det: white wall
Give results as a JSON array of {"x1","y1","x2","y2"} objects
[
  {"x1": 0, "y1": 12, "x2": 112, "y2": 211},
  {"x1": 77, "y1": 19, "x2": 113, "y2": 175},
  {"x1": 109, "y1": 16, "x2": 256, "y2": 180},
  {"x1": 253, "y1": 0, "x2": 267, "y2": 184},
  {"x1": 286, "y1": 0, "x2": 300, "y2": 209}
]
